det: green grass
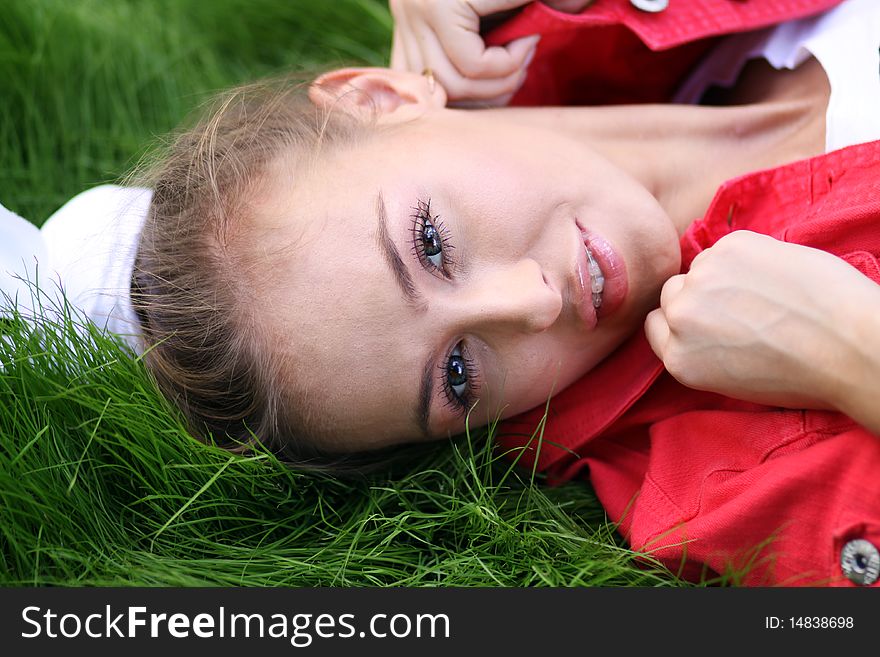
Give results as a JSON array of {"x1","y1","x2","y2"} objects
[{"x1": 0, "y1": 0, "x2": 693, "y2": 587}]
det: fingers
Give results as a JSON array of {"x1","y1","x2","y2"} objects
[
  {"x1": 417, "y1": 27, "x2": 530, "y2": 102},
  {"x1": 390, "y1": 28, "x2": 409, "y2": 70},
  {"x1": 390, "y1": 0, "x2": 540, "y2": 104},
  {"x1": 389, "y1": 0, "x2": 425, "y2": 73},
  {"x1": 644, "y1": 307, "x2": 670, "y2": 359},
  {"x1": 468, "y1": 0, "x2": 535, "y2": 14},
  {"x1": 436, "y1": 22, "x2": 539, "y2": 79},
  {"x1": 540, "y1": 0, "x2": 595, "y2": 12},
  {"x1": 659, "y1": 273, "x2": 685, "y2": 309},
  {"x1": 645, "y1": 274, "x2": 685, "y2": 359}
]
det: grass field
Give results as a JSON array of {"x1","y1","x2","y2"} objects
[{"x1": 0, "y1": 0, "x2": 693, "y2": 587}]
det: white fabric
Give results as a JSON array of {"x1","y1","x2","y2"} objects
[
  {"x1": 0, "y1": 186, "x2": 150, "y2": 353},
  {"x1": 0, "y1": 202, "x2": 51, "y2": 315},
  {"x1": 675, "y1": 0, "x2": 880, "y2": 152}
]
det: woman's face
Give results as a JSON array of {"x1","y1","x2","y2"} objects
[{"x1": 261, "y1": 101, "x2": 680, "y2": 451}]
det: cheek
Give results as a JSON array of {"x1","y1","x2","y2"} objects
[
  {"x1": 451, "y1": 165, "x2": 559, "y2": 245},
  {"x1": 491, "y1": 339, "x2": 582, "y2": 408}
]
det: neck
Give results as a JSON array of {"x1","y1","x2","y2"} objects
[{"x1": 485, "y1": 99, "x2": 824, "y2": 235}]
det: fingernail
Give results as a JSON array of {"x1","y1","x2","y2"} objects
[{"x1": 524, "y1": 44, "x2": 537, "y2": 68}]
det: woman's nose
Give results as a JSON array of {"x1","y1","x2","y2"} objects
[{"x1": 440, "y1": 258, "x2": 563, "y2": 335}]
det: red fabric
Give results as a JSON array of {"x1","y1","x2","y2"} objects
[
  {"x1": 486, "y1": 0, "x2": 843, "y2": 106},
  {"x1": 492, "y1": 0, "x2": 880, "y2": 586}
]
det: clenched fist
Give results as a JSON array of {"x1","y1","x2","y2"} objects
[{"x1": 645, "y1": 230, "x2": 880, "y2": 419}]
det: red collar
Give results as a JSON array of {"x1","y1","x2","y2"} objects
[
  {"x1": 497, "y1": 139, "x2": 880, "y2": 473},
  {"x1": 486, "y1": 0, "x2": 843, "y2": 106},
  {"x1": 488, "y1": 0, "x2": 844, "y2": 50}
]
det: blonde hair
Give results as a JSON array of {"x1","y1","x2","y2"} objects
[{"x1": 131, "y1": 76, "x2": 404, "y2": 472}]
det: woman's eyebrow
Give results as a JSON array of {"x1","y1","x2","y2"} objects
[
  {"x1": 374, "y1": 191, "x2": 433, "y2": 439},
  {"x1": 416, "y1": 357, "x2": 434, "y2": 440},
  {"x1": 374, "y1": 191, "x2": 423, "y2": 308}
]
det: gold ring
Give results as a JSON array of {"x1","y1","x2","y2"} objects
[{"x1": 422, "y1": 67, "x2": 436, "y2": 94}]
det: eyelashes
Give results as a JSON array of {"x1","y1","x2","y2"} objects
[
  {"x1": 408, "y1": 198, "x2": 456, "y2": 277},
  {"x1": 438, "y1": 342, "x2": 480, "y2": 416}
]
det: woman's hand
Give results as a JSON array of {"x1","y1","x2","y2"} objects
[
  {"x1": 644, "y1": 231, "x2": 880, "y2": 425},
  {"x1": 390, "y1": 1, "x2": 592, "y2": 106}
]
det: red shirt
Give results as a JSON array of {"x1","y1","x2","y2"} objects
[{"x1": 490, "y1": 0, "x2": 880, "y2": 586}]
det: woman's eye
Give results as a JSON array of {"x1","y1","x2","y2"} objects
[
  {"x1": 422, "y1": 218, "x2": 443, "y2": 268},
  {"x1": 446, "y1": 346, "x2": 468, "y2": 399},
  {"x1": 439, "y1": 342, "x2": 479, "y2": 417},
  {"x1": 410, "y1": 198, "x2": 454, "y2": 275}
]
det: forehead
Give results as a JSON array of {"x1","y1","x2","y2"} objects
[{"x1": 254, "y1": 136, "x2": 433, "y2": 447}]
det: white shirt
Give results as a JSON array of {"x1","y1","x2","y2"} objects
[{"x1": 0, "y1": 186, "x2": 149, "y2": 353}]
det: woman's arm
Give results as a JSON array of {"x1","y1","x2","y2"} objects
[{"x1": 645, "y1": 230, "x2": 880, "y2": 435}]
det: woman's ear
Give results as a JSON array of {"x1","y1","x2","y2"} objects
[{"x1": 308, "y1": 67, "x2": 446, "y2": 123}]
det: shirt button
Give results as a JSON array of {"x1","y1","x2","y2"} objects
[
  {"x1": 840, "y1": 539, "x2": 880, "y2": 586},
  {"x1": 630, "y1": 0, "x2": 669, "y2": 12}
]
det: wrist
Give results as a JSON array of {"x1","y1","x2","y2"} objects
[{"x1": 826, "y1": 282, "x2": 880, "y2": 434}]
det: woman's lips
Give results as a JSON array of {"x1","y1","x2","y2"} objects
[{"x1": 574, "y1": 220, "x2": 628, "y2": 328}]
